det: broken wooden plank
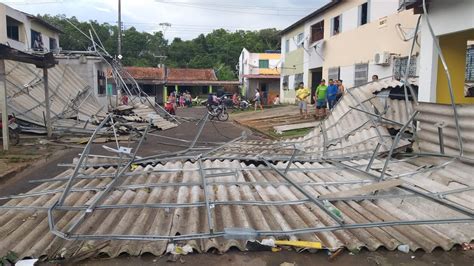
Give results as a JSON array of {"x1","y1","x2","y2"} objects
[{"x1": 319, "y1": 179, "x2": 404, "y2": 199}]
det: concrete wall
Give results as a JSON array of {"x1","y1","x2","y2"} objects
[
  {"x1": 280, "y1": 0, "x2": 416, "y2": 102},
  {"x1": 319, "y1": 9, "x2": 418, "y2": 83},
  {"x1": 0, "y1": 3, "x2": 60, "y2": 52},
  {"x1": 417, "y1": 0, "x2": 474, "y2": 103}
]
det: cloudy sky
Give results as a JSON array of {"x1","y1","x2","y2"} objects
[{"x1": 2, "y1": 0, "x2": 328, "y2": 40}]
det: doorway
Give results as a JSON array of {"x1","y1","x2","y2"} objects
[{"x1": 310, "y1": 67, "x2": 323, "y2": 104}]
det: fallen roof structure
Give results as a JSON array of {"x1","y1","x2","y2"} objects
[
  {"x1": 0, "y1": 75, "x2": 473, "y2": 260},
  {"x1": 1, "y1": 7, "x2": 473, "y2": 261}
]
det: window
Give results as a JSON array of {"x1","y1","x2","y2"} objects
[
  {"x1": 49, "y1": 37, "x2": 57, "y2": 51},
  {"x1": 328, "y1": 67, "x2": 340, "y2": 81},
  {"x1": 393, "y1": 56, "x2": 417, "y2": 80},
  {"x1": 294, "y1": 73, "x2": 304, "y2": 89},
  {"x1": 354, "y1": 63, "x2": 369, "y2": 86},
  {"x1": 331, "y1": 15, "x2": 341, "y2": 36},
  {"x1": 296, "y1": 32, "x2": 304, "y2": 48},
  {"x1": 283, "y1": 75, "x2": 289, "y2": 90},
  {"x1": 97, "y1": 71, "x2": 106, "y2": 95},
  {"x1": 285, "y1": 39, "x2": 290, "y2": 53},
  {"x1": 31, "y1": 30, "x2": 44, "y2": 51},
  {"x1": 259, "y1": 59, "x2": 269, "y2": 69},
  {"x1": 6, "y1": 16, "x2": 21, "y2": 41},
  {"x1": 359, "y1": 2, "x2": 369, "y2": 26},
  {"x1": 310, "y1": 20, "x2": 324, "y2": 43}
]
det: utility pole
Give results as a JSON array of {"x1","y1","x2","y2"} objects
[{"x1": 117, "y1": 0, "x2": 122, "y2": 60}]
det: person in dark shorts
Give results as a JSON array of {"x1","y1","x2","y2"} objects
[{"x1": 314, "y1": 79, "x2": 328, "y2": 119}]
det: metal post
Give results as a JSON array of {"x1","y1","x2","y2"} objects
[
  {"x1": 366, "y1": 142, "x2": 382, "y2": 172},
  {"x1": 379, "y1": 111, "x2": 419, "y2": 181},
  {"x1": 262, "y1": 159, "x2": 344, "y2": 225},
  {"x1": 198, "y1": 159, "x2": 215, "y2": 234},
  {"x1": 437, "y1": 126, "x2": 445, "y2": 154},
  {"x1": 43, "y1": 68, "x2": 52, "y2": 138},
  {"x1": 117, "y1": 0, "x2": 122, "y2": 59},
  {"x1": 0, "y1": 60, "x2": 8, "y2": 150}
]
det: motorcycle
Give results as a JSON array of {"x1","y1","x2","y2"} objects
[
  {"x1": 207, "y1": 96, "x2": 229, "y2": 121},
  {"x1": 0, "y1": 114, "x2": 20, "y2": 145}
]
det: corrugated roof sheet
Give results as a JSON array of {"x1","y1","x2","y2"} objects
[
  {"x1": 211, "y1": 79, "x2": 416, "y2": 159},
  {"x1": 415, "y1": 103, "x2": 474, "y2": 158},
  {"x1": 5, "y1": 60, "x2": 107, "y2": 128},
  {"x1": 0, "y1": 158, "x2": 472, "y2": 259}
]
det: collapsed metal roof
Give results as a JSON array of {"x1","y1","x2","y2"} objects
[
  {"x1": 5, "y1": 60, "x2": 107, "y2": 129},
  {"x1": 0, "y1": 76, "x2": 472, "y2": 261}
]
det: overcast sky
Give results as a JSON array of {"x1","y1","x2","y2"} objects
[{"x1": 2, "y1": 0, "x2": 329, "y2": 40}]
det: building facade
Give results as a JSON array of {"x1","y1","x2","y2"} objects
[
  {"x1": 280, "y1": 0, "x2": 420, "y2": 103},
  {"x1": 0, "y1": 3, "x2": 61, "y2": 52},
  {"x1": 409, "y1": 0, "x2": 474, "y2": 104},
  {"x1": 239, "y1": 48, "x2": 281, "y2": 104}
]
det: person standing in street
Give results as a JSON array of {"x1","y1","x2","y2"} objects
[
  {"x1": 336, "y1": 79, "x2": 345, "y2": 102},
  {"x1": 295, "y1": 82, "x2": 310, "y2": 119},
  {"x1": 327, "y1": 79, "x2": 339, "y2": 110},
  {"x1": 314, "y1": 79, "x2": 328, "y2": 119},
  {"x1": 254, "y1": 89, "x2": 263, "y2": 111}
]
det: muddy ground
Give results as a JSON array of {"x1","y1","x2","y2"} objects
[{"x1": 1, "y1": 107, "x2": 473, "y2": 265}]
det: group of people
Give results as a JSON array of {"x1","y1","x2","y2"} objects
[
  {"x1": 165, "y1": 91, "x2": 193, "y2": 115},
  {"x1": 296, "y1": 79, "x2": 345, "y2": 119}
]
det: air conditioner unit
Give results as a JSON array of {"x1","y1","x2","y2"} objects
[{"x1": 374, "y1": 52, "x2": 391, "y2": 65}]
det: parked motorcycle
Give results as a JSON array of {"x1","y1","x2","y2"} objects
[
  {"x1": 0, "y1": 114, "x2": 20, "y2": 145},
  {"x1": 207, "y1": 96, "x2": 229, "y2": 121}
]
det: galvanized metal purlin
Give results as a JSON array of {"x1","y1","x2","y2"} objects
[
  {"x1": 4, "y1": 185, "x2": 474, "y2": 211},
  {"x1": 422, "y1": 0, "x2": 463, "y2": 157},
  {"x1": 46, "y1": 218, "x2": 474, "y2": 242},
  {"x1": 51, "y1": 119, "x2": 152, "y2": 237},
  {"x1": 57, "y1": 114, "x2": 112, "y2": 206},
  {"x1": 379, "y1": 111, "x2": 419, "y2": 181},
  {"x1": 197, "y1": 158, "x2": 215, "y2": 234},
  {"x1": 325, "y1": 158, "x2": 474, "y2": 219},
  {"x1": 261, "y1": 158, "x2": 345, "y2": 225},
  {"x1": 366, "y1": 142, "x2": 382, "y2": 172},
  {"x1": 349, "y1": 106, "x2": 405, "y2": 127},
  {"x1": 345, "y1": 88, "x2": 387, "y2": 149},
  {"x1": 401, "y1": 14, "x2": 422, "y2": 123}
]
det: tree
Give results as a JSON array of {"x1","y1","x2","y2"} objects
[{"x1": 40, "y1": 15, "x2": 281, "y2": 80}]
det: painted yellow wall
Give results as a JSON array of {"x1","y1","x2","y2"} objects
[
  {"x1": 259, "y1": 68, "x2": 280, "y2": 75},
  {"x1": 436, "y1": 29, "x2": 474, "y2": 104},
  {"x1": 321, "y1": 9, "x2": 419, "y2": 79},
  {"x1": 258, "y1": 53, "x2": 280, "y2": 60}
]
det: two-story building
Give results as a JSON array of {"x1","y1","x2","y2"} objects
[
  {"x1": 0, "y1": 3, "x2": 61, "y2": 52},
  {"x1": 402, "y1": 0, "x2": 474, "y2": 104},
  {"x1": 239, "y1": 48, "x2": 281, "y2": 104},
  {"x1": 280, "y1": 0, "x2": 420, "y2": 103}
]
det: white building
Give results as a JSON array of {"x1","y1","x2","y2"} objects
[
  {"x1": 280, "y1": 0, "x2": 420, "y2": 103},
  {"x1": 239, "y1": 48, "x2": 282, "y2": 104},
  {"x1": 0, "y1": 3, "x2": 61, "y2": 52},
  {"x1": 406, "y1": 0, "x2": 474, "y2": 104}
]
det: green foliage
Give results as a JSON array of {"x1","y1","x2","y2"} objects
[{"x1": 40, "y1": 15, "x2": 280, "y2": 80}]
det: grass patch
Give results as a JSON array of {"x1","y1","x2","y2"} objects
[{"x1": 267, "y1": 127, "x2": 312, "y2": 139}]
